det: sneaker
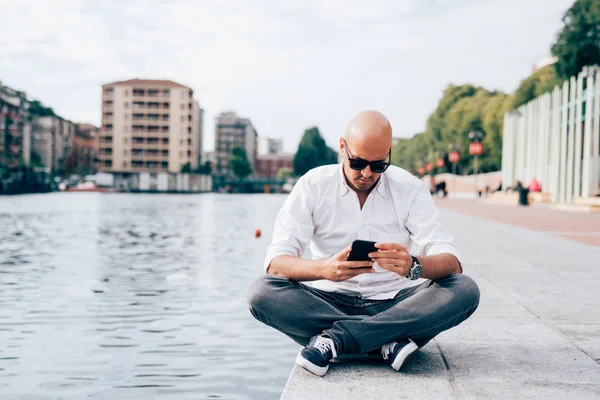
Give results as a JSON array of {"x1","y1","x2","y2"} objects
[
  {"x1": 295, "y1": 335, "x2": 338, "y2": 377},
  {"x1": 381, "y1": 339, "x2": 418, "y2": 371}
]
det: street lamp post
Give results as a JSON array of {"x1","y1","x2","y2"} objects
[{"x1": 468, "y1": 131, "x2": 484, "y2": 196}]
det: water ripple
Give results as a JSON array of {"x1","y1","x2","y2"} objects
[{"x1": 0, "y1": 193, "x2": 297, "y2": 400}]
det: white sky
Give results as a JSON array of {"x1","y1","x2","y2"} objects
[{"x1": 0, "y1": 0, "x2": 574, "y2": 152}]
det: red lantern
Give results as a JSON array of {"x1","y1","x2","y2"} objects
[
  {"x1": 469, "y1": 142, "x2": 483, "y2": 156},
  {"x1": 425, "y1": 163, "x2": 433, "y2": 172},
  {"x1": 418, "y1": 166, "x2": 426, "y2": 175},
  {"x1": 449, "y1": 151, "x2": 460, "y2": 163},
  {"x1": 436, "y1": 158, "x2": 445, "y2": 168}
]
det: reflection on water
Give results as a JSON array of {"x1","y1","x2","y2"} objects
[{"x1": 0, "y1": 193, "x2": 296, "y2": 400}]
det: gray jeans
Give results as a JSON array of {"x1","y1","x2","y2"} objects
[{"x1": 248, "y1": 273, "x2": 480, "y2": 354}]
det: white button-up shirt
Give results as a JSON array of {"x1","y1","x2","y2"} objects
[{"x1": 264, "y1": 164, "x2": 462, "y2": 300}]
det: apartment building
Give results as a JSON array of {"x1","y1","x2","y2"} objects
[
  {"x1": 0, "y1": 81, "x2": 32, "y2": 167},
  {"x1": 214, "y1": 112, "x2": 257, "y2": 176},
  {"x1": 256, "y1": 153, "x2": 294, "y2": 179},
  {"x1": 258, "y1": 137, "x2": 283, "y2": 156},
  {"x1": 98, "y1": 79, "x2": 203, "y2": 174},
  {"x1": 31, "y1": 116, "x2": 75, "y2": 173}
]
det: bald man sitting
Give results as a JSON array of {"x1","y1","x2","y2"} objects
[{"x1": 248, "y1": 110, "x2": 480, "y2": 377}]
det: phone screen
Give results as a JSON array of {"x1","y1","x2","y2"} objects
[{"x1": 347, "y1": 240, "x2": 378, "y2": 262}]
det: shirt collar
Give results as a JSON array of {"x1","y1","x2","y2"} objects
[{"x1": 337, "y1": 163, "x2": 386, "y2": 198}]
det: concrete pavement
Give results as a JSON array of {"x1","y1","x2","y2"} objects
[{"x1": 281, "y1": 204, "x2": 600, "y2": 399}]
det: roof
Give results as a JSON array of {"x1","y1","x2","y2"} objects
[
  {"x1": 76, "y1": 123, "x2": 99, "y2": 131},
  {"x1": 102, "y1": 79, "x2": 191, "y2": 90}
]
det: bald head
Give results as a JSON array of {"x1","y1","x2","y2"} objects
[
  {"x1": 344, "y1": 110, "x2": 392, "y2": 147},
  {"x1": 343, "y1": 110, "x2": 392, "y2": 156}
]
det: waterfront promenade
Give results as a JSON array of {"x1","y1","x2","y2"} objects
[{"x1": 282, "y1": 199, "x2": 600, "y2": 399}]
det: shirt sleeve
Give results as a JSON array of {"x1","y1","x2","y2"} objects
[
  {"x1": 263, "y1": 176, "x2": 316, "y2": 272},
  {"x1": 405, "y1": 183, "x2": 464, "y2": 269}
]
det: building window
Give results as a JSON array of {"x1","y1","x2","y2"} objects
[
  {"x1": 187, "y1": 127, "x2": 191, "y2": 133},
  {"x1": 163, "y1": 89, "x2": 170, "y2": 96},
  {"x1": 181, "y1": 104, "x2": 185, "y2": 110},
  {"x1": 104, "y1": 87, "x2": 114, "y2": 95},
  {"x1": 124, "y1": 150, "x2": 128, "y2": 156},
  {"x1": 123, "y1": 161, "x2": 128, "y2": 168},
  {"x1": 125, "y1": 90, "x2": 129, "y2": 96},
  {"x1": 124, "y1": 102, "x2": 129, "y2": 109},
  {"x1": 124, "y1": 138, "x2": 128, "y2": 144}
]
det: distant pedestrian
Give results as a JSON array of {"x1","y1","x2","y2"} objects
[{"x1": 529, "y1": 178, "x2": 541, "y2": 193}]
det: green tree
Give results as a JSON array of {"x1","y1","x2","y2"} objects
[
  {"x1": 30, "y1": 151, "x2": 43, "y2": 168},
  {"x1": 551, "y1": 0, "x2": 600, "y2": 79},
  {"x1": 293, "y1": 127, "x2": 338, "y2": 176},
  {"x1": 229, "y1": 147, "x2": 252, "y2": 179},
  {"x1": 276, "y1": 166, "x2": 293, "y2": 181},
  {"x1": 512, "y1": 65, "x2": 562, "y2": 109},
  {"x1": 29, "y1": 100, "x2": 55, "y2": 117},
  {"x1": 180, "y1": 162, "x2": 192, "y2": 173}
]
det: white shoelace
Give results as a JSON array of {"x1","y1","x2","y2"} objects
[
  {"x1": 381, "y1": 342, "x2": 397, "y2": 360},
  {"x1": 313, "y1": 336, "x2": 337, "y2": 359}
]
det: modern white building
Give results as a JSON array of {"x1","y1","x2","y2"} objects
[
  {"x1": 502, "y1": 65, "x2": 600, "y2": 205},
  {"x1": 258, "y1": 137, "x2": 283, "y2": 156}
]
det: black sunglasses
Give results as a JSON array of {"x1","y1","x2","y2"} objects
[{"x1": 343, "y1": 139, "x2": 391, "y2": 173}]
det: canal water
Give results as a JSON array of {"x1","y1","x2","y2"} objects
[{"x1": 0, "y1": 192, "x2": 297, "y2": 399}]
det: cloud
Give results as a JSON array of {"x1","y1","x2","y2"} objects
[{"x1": 0, "y1": 0, "x2": 574, "y2": 152}]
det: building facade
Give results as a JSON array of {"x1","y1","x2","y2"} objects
[
  {"x1": 256, "y1": 153, "x2": 294, "y2": 179},
  {"x1": 502, "y1": 65, "x2": 600, "y2": 204},
  {"x1": 65, "y1": 123, "x2": 99, "y2": 175},
  {"x1": 214, "y1": 112, "x2": 257, "y2": 176},
  {"x1": 98, "y1": 79, "x2": 203, "y2": 174},
  {"x1": 258, "y1": 137, "x2": 283, "y2": 156},
  {"x1": 0, "y1": 82, "x2": 32, "y2": 167},
  {"x1": 31, "y1": 116, "x2": 74, "y2": 173}
]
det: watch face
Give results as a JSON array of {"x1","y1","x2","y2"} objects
[{"x1": 411, "y1": 263, "x2": 423, "y2": 280}]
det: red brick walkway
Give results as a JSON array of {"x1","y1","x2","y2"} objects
[{"x1": 435, "y1": 198, "x2": 600, "y2": 247}]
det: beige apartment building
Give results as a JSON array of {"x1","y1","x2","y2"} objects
[{"x1": 98, "y1": 79, "x2": 203, "y2": 174}]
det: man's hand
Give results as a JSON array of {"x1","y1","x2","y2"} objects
[
  {"x1": 368, "y1": 242, "x2": 413, "y2": 277},
  {"x1": 320, "y1": 246, "x2": 376, "y2": 282}
]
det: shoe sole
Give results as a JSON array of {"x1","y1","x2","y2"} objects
[
  {"x1": 391, "y1": 340, "x2": 419, "y2": 371},
  {"x1": 295, "y1": 353, "x2": 329, "y2": 377}
]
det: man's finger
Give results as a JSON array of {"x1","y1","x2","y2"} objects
[
  {"x1": 375, "y1": 242, "x2": 405, "y2": 252},
  {"x1": 374, "y1": 257, "x2": 408, "y2": 267},
  {"x1": 343, "y1": 261, "x2": 374, "y2": 269},
  {"x1": 368, "y1": 250, "x2": 404, "y2": 259}
]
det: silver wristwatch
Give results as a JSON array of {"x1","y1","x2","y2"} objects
[{"x1": 407, "y1": 256, "x2": 423, "y2": 280}]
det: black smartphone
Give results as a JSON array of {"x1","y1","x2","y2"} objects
[{"x1": 347, "y1": 239, "x2": 378, "y2": 263}]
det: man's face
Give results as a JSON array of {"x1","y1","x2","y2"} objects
[{"x1": 341, "y1": 138, "x2": 391, "y2": 192}]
